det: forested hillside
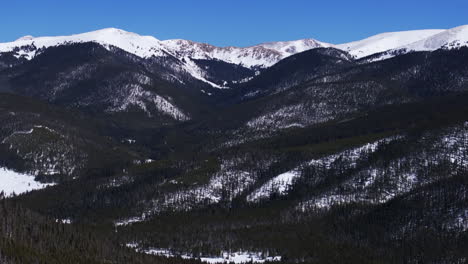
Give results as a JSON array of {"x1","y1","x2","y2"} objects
[{"x1": 1, "y1": 26, "x2": 468, "y2": 263}]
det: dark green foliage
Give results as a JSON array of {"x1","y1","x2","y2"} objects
[{"x1": 0, "y1": 199, "x2": 206, "y2": 264}]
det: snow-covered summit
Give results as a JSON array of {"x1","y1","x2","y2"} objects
[
  {"x1": 0, "y1": 29, "x2": 333, "y2": 87},
  {"x1": 337, "y1": 25, "x2": 468, "y2": 59},
  {"x1": 2, "y1": 25, "x2": 468, "y2": 87},
  {"x1": 1, "y1": 29, "x2": 332, "y2": 68},
  {"x1": 401, "y1": 25, "x2": 468, "y2": 52},
  {"x1": 15, "y1": 35, "x2": 34, "y2": 41},
  {"x1": 161, "y1": 38, "x2": 332, "y2": 68},
  {"x1": 3, "y1": 25, "x2": 468, "y2": 63},
  {"x1": 336, "y1": 29, "x2": 445, "y2": 58},
  {"x1": 256, "y1": 38, "x2": 333, "y2": 56},
  {"x1": 0, "y1": 28, "x2": 168, "y2": 60}
]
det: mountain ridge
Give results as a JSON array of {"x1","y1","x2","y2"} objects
[
  {"x1": 2, "y1": 25, "x2": 468, "y2": 264},
  {"x1": 3, "y1": 25, "x2": 468, "y2": 89}
]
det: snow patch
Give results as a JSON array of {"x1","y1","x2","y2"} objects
[
  {"x1": 56, "y1": 218, "x2": 72, "y2": 224},
  {"x1": 0, "y1": 167, "x2": 55, "y2": 197},
  {"x1": 247, "y1": 170, "x2": 300, "y2": 202}
]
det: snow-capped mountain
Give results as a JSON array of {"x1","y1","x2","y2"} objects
[
  {"x1": 397, "y1": 25, "x2": 468, "y2": 52},
  {"x1": 337, "y1": 25, "x2": 468, "y2": 60},
  {"x1": 2, "y1": 25, "x2": 468, "y2": 89},
  {"x1": 162, "y1": 38, "x2": 332, "y2": 68},
  {"x1": 0, "y1": 28, "x2": 331, "y2": 68},
  {"x1": 0, "y1": 28, "x2": 169, "y2": 60},
  {"x1": 0, "y1": 28, "x2": 332, "y2": 88}
]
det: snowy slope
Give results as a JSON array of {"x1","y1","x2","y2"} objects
[
  {"x1": 247, "y1": 170, "x2": 300, "y2": 202},
  {"x1": 400, "y1": 25, "x2": 468, "y2": 52},
  {"x1": 0, "y1": 167, "x2": 55, "y2": 197},
  {"x1": 337, "y1": 25, "x2": 468, "y2": 59},
  {"x1": 0, "y1": 28, "x2": 332, "y2": 68},
  {"x1": 336, "y1": 29, "x2": 444, "y2": 58}
]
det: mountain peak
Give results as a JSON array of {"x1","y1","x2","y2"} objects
[
  {"x1": 336, "y1": 29, "x2": 445, "y2": 58},
  {"x1": 449, "y1": 24, "x2": 468, "y2": 32},
  {"x1": 89, "y1": 27, "x2": 139, "y2": 37},
  {"x1": 15, "y1": 35, "x2": 34, "y2": 41},
  {"x1": 256, "y1": 38, "x2": 333, "y2": 56}
]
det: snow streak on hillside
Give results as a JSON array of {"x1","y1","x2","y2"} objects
[
  {"x1": 300, "y1": 123, "x2": 468, "y2": 212},
  {"x1": 247, "y1": 136, "x2": 402, "y2": 203}
]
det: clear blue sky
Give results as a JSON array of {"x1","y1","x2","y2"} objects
[{"x1": 1, "y1": 0, "x2": 467, "y2": 46}]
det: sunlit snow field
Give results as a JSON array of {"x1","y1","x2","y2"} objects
[{"x1": 0, "y1": 167, "x2": 54, "y2": 197}]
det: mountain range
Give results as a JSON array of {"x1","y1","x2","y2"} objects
[
  {"x1": 2, "y1": 25, "x2": 468, "y2": 83},
  {"x1": 1, "y1": 25, "x2": 468, "y2": 264}
]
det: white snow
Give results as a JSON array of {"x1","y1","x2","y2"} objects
[
  {"x1": 56, "y1": 218, "x2": 72, "y2": 224},
  {"x1": 159, "y1": 168, "x2": 254, "y2": 211},
  {"x1": 0, "y1": 28, "x2": 332, "y2": 88},
  {"x1": 180, "y1": 57, "x2": 228, "y2": 89},
  {"x1": 402, "y1": 25, "x2": 468, "y2": 52},
  {"x1": 162, "y1": 38, "x2": 332, "y2": 69},
  {"x1": 108, "y1": 83, "x2": 189, "y2": 120},
  {"x1": 200, "y1": 252, "x2": 281, "y2": 264},
  {"x1": 308, "y1": 136, "x2": 402, "y2": 169},
  {"x1": 299, "y1": 122, "x2": 468, "y2": 211},
  {"x1": 143, "y1": 157, "x2": 270, "y2": 213},
  {"x1": 338, "y1": 25, "x2": 468, "y2": 60},
  {"x1": 3, "y1": 26, "x2": 468, "y2": 66},
  {"x1": 126, "y1": 243, "x2": 281, "y2": 264},
  {"x1": 0, "y1": 28, "x2": 168, "y2": 60},
  {"x1": 248, "y1": 136, "x2": 403, "y2": 204},
  {"x1": 337, "y1": 29, "x2": 444, "y2": 58},
  {"x1": 114, "y1": 216, "x2": 147, "y2": 226},
  {"x1": 247, "y1": 170, "x2": 300, "y2": 202},
  {"x1": 0, "y1": 29, "x2": 224, "y2": 88},
  {"x1": 0, "y1": 167, "x2": 55, "y2": 197}
]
